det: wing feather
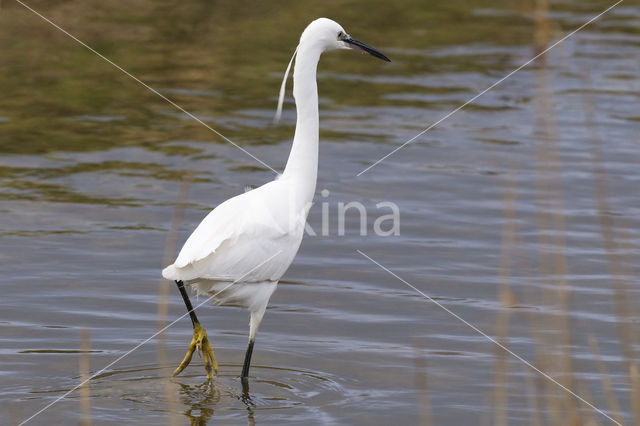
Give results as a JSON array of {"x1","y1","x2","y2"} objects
[{"x1": 162, "y1": 180, "x2": 305, "y2": 283}]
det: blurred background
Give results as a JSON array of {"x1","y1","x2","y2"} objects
[{"x1": 1, "y1": 0, "x2": 638, "y2": 424}]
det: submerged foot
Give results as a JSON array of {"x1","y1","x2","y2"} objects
[{"x1": 173, "y1": 322, "x2": 218, "y2": 379}]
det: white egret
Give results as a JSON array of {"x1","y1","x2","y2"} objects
[{"x1": 162, "y1": 17, "x2": 390, "y2": 381}]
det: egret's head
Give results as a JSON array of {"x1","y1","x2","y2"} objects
[
  {"x1": 274, "y1": 18, "x2": 390, "y2": 123},
  {"x1": 299, "y1": 18, "x2": 390, "y2": 62}
]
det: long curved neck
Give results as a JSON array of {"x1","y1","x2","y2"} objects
[{"x1": 282, "y1": 44, "x2": 321, "y2": 202}]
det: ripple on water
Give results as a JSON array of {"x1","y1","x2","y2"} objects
[{"x1": 22, "y1": 363, "x2": 351, "y2": 423}]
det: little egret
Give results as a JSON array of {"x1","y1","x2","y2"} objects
[{"x1": 162, "y1": 17, "x2": 390, "y2": 381}]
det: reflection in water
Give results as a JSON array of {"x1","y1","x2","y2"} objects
[
  {"x1": 175, "y1": 378, "x2": 256, "y2": 426},
  {"x1": 241, "y1": 380, "x2": 256, "y2": 426},
  {"x1": 176, "y1": 379, "x2": 220, "y2": 425}
]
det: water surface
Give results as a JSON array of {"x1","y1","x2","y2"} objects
[{"x1": 1, "y1": 0, "x2": 639, "y2": 424}]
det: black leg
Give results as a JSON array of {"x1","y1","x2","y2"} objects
[
  {"x1": 241, "y1": 376, "x2": 251, "y2": 399},
  {"x1": 173, "y1": 280, "x2": 218, "y2": 378},
  {"x1": 176, "y1": 280, "x2": 200, "y2": 326},
  {"x1": 241, "y1": 339, "x2": 255, "y2": 379}
]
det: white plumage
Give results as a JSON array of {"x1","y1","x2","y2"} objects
[
  {"x1": 163, "y1": 181, "x2": 307, "y2": 283},
  {"x1": 163, "y1": 17, "x2": 389, "y2": 378},
  {"x1": 162, "y1": 180, "x2": 308, "y2": 339}
]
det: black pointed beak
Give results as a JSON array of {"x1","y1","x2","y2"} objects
[{"x1": 341, "y1": 34, "x2": 391, "y2": 62}]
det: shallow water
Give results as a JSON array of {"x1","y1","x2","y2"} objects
[{"x1": 1, "y1": 0, "x2": 639, "y2": 424}]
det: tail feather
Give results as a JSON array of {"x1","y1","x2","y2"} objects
[
  {"x1": 192, "y1": 280, "x2": 278, "y2": 314},
  {"x1": 162, "y1": 264, "x2": 178, "y2": 280}
]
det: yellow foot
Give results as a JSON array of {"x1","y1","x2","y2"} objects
[{"x1": 173, "y1": 322, "x2": 218, "y2": 379}]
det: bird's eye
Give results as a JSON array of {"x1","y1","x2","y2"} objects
[{"x1": 337, "y1": 31, "x2": 344, "y2": 39}]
